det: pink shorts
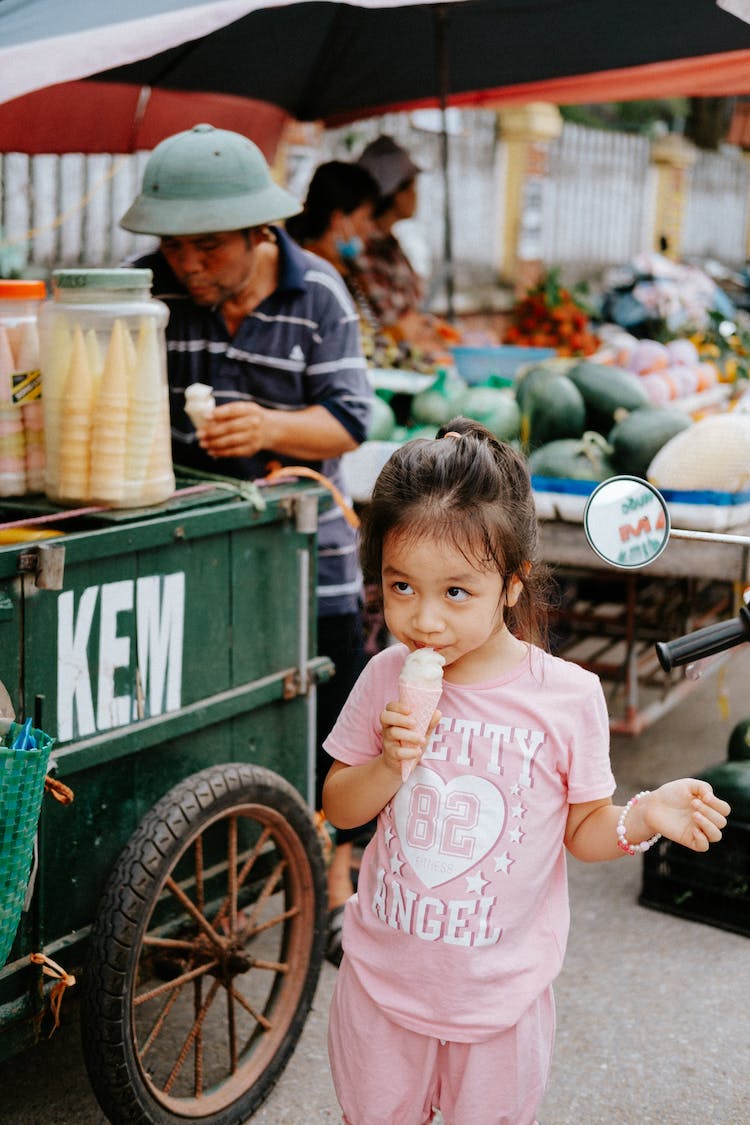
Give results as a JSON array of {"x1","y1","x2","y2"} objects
[{"x1": 328, "y1": 956, "x2": 555, "y2": 1125}]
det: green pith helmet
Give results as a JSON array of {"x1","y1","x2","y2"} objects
[{"x1": 119, "y1": 123, "x2": 301, "y2": 236}]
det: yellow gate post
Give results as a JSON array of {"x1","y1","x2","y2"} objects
[
  {"x1": 495, "y1": 103, "x2": 563, "y2": 295},
  {"x1": 649, "y1": 133, "x2": 698, "y2": 259}
]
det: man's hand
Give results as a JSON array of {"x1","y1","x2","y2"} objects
[
  {"x1": 198, "y1": 401, "x2": 271, "y2": 460},
  {"x1": 198, "y1": 401, "x2": 358, "y2": 463}
]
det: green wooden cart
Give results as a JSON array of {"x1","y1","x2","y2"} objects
[{"x1": 0, "y1": 478, "x2": 332, "y2": 1124}]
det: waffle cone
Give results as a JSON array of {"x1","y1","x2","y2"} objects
[
  {"x1": 398, "y1": 680, "x2": 443, "y2": 737},
  {"x1": 398, "y1": 679, "x2": 442, "y2": 781}
]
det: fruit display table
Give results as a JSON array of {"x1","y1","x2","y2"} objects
[{"x1": 538, "y1": 516, "x2": 750, "y2": 734}]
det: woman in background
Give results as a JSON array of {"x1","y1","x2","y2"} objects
[
  {"x1": 356, "y1": 134, "x2": 461, "y2": 361},
  {"x1": 286, "y1": 160, "x2": 377, "y2": 284}
]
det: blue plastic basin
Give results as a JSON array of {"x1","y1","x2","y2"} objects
[{"x1": 451, "y1": 345, "x2": 557, "y2": 385}]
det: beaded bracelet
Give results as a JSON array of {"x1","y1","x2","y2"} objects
[{"x1": 616, "y1": 790, "x2": 662, "y2": 855}]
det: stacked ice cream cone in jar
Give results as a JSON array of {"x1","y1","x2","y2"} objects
[
  {"x1": 0, "y1": 279, "x2": 47, "y2": 497},
  {"x1": 15, "y1": 320, "x2": 45, "y2": 492},
  {"x1": 0, "y1": 325, "x2": 26, "y2": 497},
  {"x1": 39, "y1": 269, "x2": 175, "y2": 508}
]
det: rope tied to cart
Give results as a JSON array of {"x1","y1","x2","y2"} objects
[
  {"x1": 29, "y1": 953, "x2": 76, "y2": 1035},
  {"x1": 44, "y1": 775, "x2": 74, "y2": 804},
  {"x1": 264, "y1": 464, "x2": 360, "y2": 529}
]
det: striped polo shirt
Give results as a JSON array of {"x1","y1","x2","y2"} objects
[{"x1": 136, "y1": 227, "x2": 372, "y2": 617}]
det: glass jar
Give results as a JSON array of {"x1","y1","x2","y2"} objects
[
  {"x1": 38, "y1": 268, "x2": 175, "y2": 508},
  {"x1": 0, "y1": 279, "x2": 46, "y2": 496}
]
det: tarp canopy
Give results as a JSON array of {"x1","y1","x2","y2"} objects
[
  {"x1": 3, "y1": 0, "x2": 750, "y2": 120},
  {"x1": 0, "y1": 82, "x2": 290, "y2": 157}
]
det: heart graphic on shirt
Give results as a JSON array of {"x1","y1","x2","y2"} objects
[{"x1": 392, "y1": 766, "x2": 507, "y2": 889}]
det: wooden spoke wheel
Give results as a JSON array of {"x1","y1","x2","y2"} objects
[{"x1": 81, "y1": 764, "x2": 327, "y2": 1124}]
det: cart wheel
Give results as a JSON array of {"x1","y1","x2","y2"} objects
[{"x1": 81, "y1": 763, "x2": 327, "y2": 1124}]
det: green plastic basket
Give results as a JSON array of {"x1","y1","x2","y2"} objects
[{"x1": 0, "y1": 723, "x2": 54, "y2": 966}]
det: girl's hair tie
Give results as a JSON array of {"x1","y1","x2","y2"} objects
[{"x1": 442, "y1": 431, "x2": 462, "y2": 440}]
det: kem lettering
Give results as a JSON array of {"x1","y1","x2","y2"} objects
[{"x1": 57, "y1": 572, "x2": 185, "y2": 742}]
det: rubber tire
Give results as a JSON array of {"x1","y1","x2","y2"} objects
[{"x1": 80, "y1": 763, "x2": 327, "y2": 1124}]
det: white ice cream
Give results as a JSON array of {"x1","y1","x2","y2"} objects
[
  {"x1": 400, "y1": 647, "x2": 445, "y2": 687},
  {"x1": 184, "y1": 382, "x2": 216, "y2": 429}
]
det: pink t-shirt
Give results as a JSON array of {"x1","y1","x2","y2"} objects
[{"x1": 324, "y1": 643, "x2": 615, "y2": 1042}]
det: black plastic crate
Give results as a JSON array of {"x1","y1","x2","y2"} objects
[{"x1": 640, "y1": 819, "x2": 750, "y2": 937}]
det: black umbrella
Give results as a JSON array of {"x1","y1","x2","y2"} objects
[
  {"x1": 88, "y1": 0, "x2": 750, "y2": 314},
  {"x1": 90, "y1": 1, "x2": 750, "y2": 125}
]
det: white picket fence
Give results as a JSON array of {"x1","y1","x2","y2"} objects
[
  {"x1": 1, "y1": 115, "x2": 748, "y2": 300},
  {"x1": 0, "y1": 150, "x2": 156, "y2": 276},
  {"x1": 540, "y1": 123, "x2": 654, "y2": 283},
  {"x1": 682, "y1": 146, "x2": 750, "y2": 265}
]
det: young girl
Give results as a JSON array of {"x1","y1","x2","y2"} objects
[{"x1": 322, "y1": 419, "x2": 730, "y2": 1125}]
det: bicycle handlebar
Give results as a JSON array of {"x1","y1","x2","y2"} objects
[{"x1": 655, "y1": 606, "x2": 750, "y2": 672}]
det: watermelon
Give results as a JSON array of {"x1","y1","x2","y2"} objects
[
  {"x1": 520, "y1": 372, "x2": 586, "y2": 451},
  {"x1": 368, "y1": 394, "x2": 397, "y2": 441},
  {"x1": 458, "y1": 386, "x2": 521, "y2": 442},
  {"x1": 410, "y1": 369, "x2": 466, "y2": 427},
  {"x1": 566, "y1": 360, "x2": 650, "y2": 433},
  {"x1": 527, "y1": 432, "x2": 616, "y2": 482},
  {"x1": 515, "y1": 359, "x2": 576, "y2": 412},
  {"x1": 608, "y1": 406, "x2": 692, "y2": 479}
]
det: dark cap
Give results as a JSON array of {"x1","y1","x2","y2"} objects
[{"x1": 356, "y1": 135, "x2": 421, "y2": 198}]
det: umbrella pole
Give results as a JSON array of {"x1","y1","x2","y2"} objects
[{"x1": 435, "y1": 4, "x2": 455, "y2": 321}]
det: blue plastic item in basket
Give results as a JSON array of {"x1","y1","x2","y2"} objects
[
  {"x1": 451, "y1": 345, "x2": 556, "y2": 386},
  {"x1": 0, "y1": 720, "x2": 54, "y2": 966}
]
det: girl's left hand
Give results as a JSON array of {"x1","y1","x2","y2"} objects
[{"x1": 644, "y1": 780, "x2": 730, "y2": 852}]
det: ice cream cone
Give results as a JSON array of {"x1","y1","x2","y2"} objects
[
  {"x1": 14, "y1": 320, "x2": 39, "y2": 371},
  {"x1": 55, "y1": 326, "x2": 94, "y2": 502},
  {"x1": 132, "y1": 317, "x2": 163, "y2": 400},
  {"x1": 184, "y1": 382, "x2": 216, "y2": 429},
  {"x1": 398, "y1": 647, "x2": 445, "y2": 782},
  {"x1": 89, "y1": 321, "x2": 130, "y2": 502},
  {"x1": 129, "y1": 395, "x2": 174, "y2": 506},
  {"x1": 85, "y1": 330, "x2": 103, "y2": 391},
  {"x1": 121, "y1": 322, "x2": 137, "y2": 378},
  {"x1": 398, "y1": 681, "x2": 443, "y2": 735},
  {"x1": 42, "y1": 316, "x2": 72, "y2": 400},
  {"x1": 0, "y1": 327, "x2": 16, "y2": 405}
]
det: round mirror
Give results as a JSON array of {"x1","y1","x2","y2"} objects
[{"x1": 583, "y1": 476, "x2": 671, "y2": 568}]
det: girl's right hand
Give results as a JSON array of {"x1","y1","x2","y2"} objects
[{"x1": 380, "y1": 702, "x2": 440, "y2": 777}]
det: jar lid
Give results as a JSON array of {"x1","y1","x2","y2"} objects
[
  {"x1": 0, "y1": 279, "x2": 47, "y2": 299},
  {"x1": 52, "y1": 268, "x2": 153, "y2": 291}
]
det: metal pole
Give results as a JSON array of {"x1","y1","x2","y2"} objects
[
  {"x1": 669, "y1": 527, "x2": 750, "y2": 547},
  {"x1": 435, "y1": 4, "x2": 455, "y2": 320}
]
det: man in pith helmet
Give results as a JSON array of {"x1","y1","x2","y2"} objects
[
  {"x1": 121, "y1": 123, "x2": 371, "y2": 477},
  {"x1": 121, "y1": 124, "x2": 373, "y2": 962}
]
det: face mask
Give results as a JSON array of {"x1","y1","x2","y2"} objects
[{"x1": 335, "y1": 234, "x2": 364, "y2": 262}]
